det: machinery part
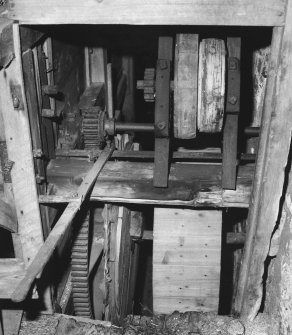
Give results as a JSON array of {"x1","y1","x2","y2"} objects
[
  {"x1": 71, "y1": 210, "x2": 93, "y2": 318},
  {"x1": 174, "y1": 34, "x2": 199, "y2": 139},
  {"x1": 198, "y1": 39, "x2": 226, "y2": 133},
  {"x1": 82, "y1": 107, "x2": 107, "y2": 149},
  {"x1": 136, "y1": 68, "x2": 156, "y2": 102}
]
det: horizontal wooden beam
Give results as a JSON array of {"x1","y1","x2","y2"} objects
[
  {"x1": 46, "y1": 159, "x2": 254, "y2": 207},
  {"x1": 7, "y1": 0, "x2": 285, "y2": 26}
]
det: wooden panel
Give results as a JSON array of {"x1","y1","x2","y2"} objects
[
  {"x1": 153, "y1": 208, "x2": 222, "y2": 314},
  {"x1": 198, "y1": 39, "x2": 226, "y2": 133},
  {"x1": 0, "y1": 25, "x2": 44, "y2": 267},
  {"x1": 46, "y1": 160, "x2": 254, "y2": 207},
  {"x1": 7, "y1": 0, "x2": 285, "y2": 26},
  {"x1": 0, "y1": 19, "x2": 13, "y2": 69},
  {"x1": 174, "y1": 34, "x2": 198, "y2": 139}
]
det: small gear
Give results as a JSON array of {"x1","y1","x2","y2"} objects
[{"x1": 82, "y1": 107, "x2": 106, "y2": 149}]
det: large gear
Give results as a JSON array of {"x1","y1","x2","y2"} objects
[{"x1": 82, "y1": 107, "x2": 106, "y2": 149}]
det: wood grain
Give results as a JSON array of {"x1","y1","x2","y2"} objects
[
  {"x1": 198, "y1": 39, "x2": 226, "y2": 133},
  {"x1": 7, "y1": 0, "x2": 285, "y2": 26},
  {"x1": 236, "y1": 1, "x2": 292, "y2": 319},
  {"x1": 174, "y1": 34, "x2": 198, "y2": 139},
  {"x1": 46, "y1": 159, "x2": 254, "y2": 207},
  {"x1": 153, "y1": 208, "x2": 221, "y2": 313}
]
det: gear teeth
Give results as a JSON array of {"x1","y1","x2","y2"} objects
[
  {"x1": 82, "y1": 108, "x2": 106, "y2": 149},
  {"x1": 71, "y1": 212, "x2": 93, "y2": 319}
]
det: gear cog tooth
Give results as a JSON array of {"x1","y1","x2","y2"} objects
[
  {"x1": 71, "y1": 211, "x2": 93, "y2": 319},
  {"x1": 82, "y1": 108, "x2": 106, "y2": 149}
]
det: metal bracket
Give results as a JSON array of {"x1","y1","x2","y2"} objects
[{"x1": 0, "y1": 141, "x2": 14, "y2": 183}]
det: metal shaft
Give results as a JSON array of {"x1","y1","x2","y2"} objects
[{"x1": 115, "y1": 122, "x2": 154, "y2": 132}]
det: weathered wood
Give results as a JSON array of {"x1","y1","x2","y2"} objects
[
  {"x1": 20, "y1": 26, "x2": 45, "y2": 52},
  {"x1": 11, "y1": 146, "x2": 114, "y2": 303},
  {"x1": 45, "y1": 159, "x2": 253, "y2": 208},
  {"x1": 154, "y1": 37, "x2": 172, "y2": 187},
  {"x1": 55, "y1": 148, "x2": 256, "y2": 162},
  {"x1": 7, "y1": 0, "x2": 285, "y2": 26},
  {"x1": 0, "y1": 198, "x2": 17, "y2": 232},
  {"x1": 0, "y1": 258, "x2": 25, "y2": 299},
  {"x1": 78, "y1": 83, "x2": 105, "y2": 110},
  {"x1": 0, "y1": 19, "x2": 13, "y2": 69},
  {"x1": 1, "y1": 309, "x2": 23, "y2": 335},
  {"x1": 198, "y1": 39, "x2": 225, "y2": 133},
  {"x1": 174, "y1": 34, "x2": 198, "y2": 139},
  {"x1": 121, "y1": 56, "x2": 135, "y2": 122},
  {"x1": 222, "y1": 38, "x2": 241, "y2": 190},
  {"x1": 153, "y1": 209, "x2": 222, "y2": 313},
  {"x1": 235, "y1": 3, "x2": 292, "y2": 319},
  {"x1": 107, "y1": 63, "x2": 114, "y2": 119}
]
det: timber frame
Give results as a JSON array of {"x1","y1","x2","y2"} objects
[{"x1": 1, "y1": 0, "x2": 292, "y2": 325}]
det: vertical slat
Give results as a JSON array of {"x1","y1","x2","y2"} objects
[
  {"x1": 222, "y1": 38, "x2": 241, "y2": 190},
  {"x1": 235, "y1": 14, "x2": 291, "y2": 320},
  {"x1": 174, "y1": 34, "x2": 198, "y2": 139},
  {"x1": 153, "y1": 37, "x2": 172, "y2": 188}
]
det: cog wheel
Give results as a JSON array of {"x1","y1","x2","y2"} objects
[{"x1": 82, "y1": 107, "x2": 106, "y2": 149}]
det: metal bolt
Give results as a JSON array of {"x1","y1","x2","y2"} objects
[
  {"x1": 229, "y1": 58, "x2": 238, "y2": 71},
  {"x1": 12, "y1": 96, "x2": 20, "y2": 109},
  {"x1": 157, "y1": 121, "x2": 166, "y2": 130},
  {"x1": 228, "y1": 96, "x2": 238, "y2": 105},
  {"x1": 33, "y1": 149, "x2": 44, "y2": 158}
]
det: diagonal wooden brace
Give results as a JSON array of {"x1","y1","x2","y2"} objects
[{"x1": 11, "y1": 145, "x2": 114, "y2": 303}]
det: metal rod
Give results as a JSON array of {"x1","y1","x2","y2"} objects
[
  {"x1": 244, "y1": 127, "x2": 260, "y2": 137},
  {"x1": 115, "y1": 122, "x2": 154, "y2": 132}
]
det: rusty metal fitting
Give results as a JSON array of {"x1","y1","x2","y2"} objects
[{"x1": 33, "y1": 149, "x2": 44, "y2": 158}]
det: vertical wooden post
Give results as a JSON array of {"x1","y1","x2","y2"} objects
[
  {"x1": 235, "y1": 0, "x2": 292, "y2": 320},
  {"x1": 222, "y1": 38, "x2": 241, "y2": 190},
  {"x1": 153, "y1": 37, "x2": 172, "y2": 188}
]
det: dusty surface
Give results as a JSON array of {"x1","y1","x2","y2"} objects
[{"x1": 19, "y1": 312, "x2": 279, "y2": 335}]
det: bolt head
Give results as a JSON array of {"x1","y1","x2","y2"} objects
[
  {"x1": 12, "y1": 96, "x2": 20, "y2": 109},
  {"x1": 228, "y1": 96, "x2": 238, "y2": 105}
]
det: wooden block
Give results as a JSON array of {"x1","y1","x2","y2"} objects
[
  {"x1": 174, "y1": 34, "x2": 198, "y2": 139},
  {"x1": 153, "y1": 208, "x2": 222, "y2": 314},
  {"x1": 78, "y1": 83, "x2": 105, "y2": 110},
  {"x1": 198, "y1": 39, "x2": 226, "y2": 133}
]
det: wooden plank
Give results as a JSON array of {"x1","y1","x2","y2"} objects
[
  {"x1": 0, "y1": 24, "x2": 45, "y2": 267},
  {"x1": 0, "y1": 259, "x2": 25, "y2": 299},
  {"x1": 198, "y1": 39, "x2": 225, "y2": 133},
  {"x1": 45, "y1": 160, "x2": 253, "y2": 207},
  {"x1": 222, "y1": 38, "x2": 241, "y2": 190},
  {"x1": 235, "y1": 1, "x2": 292, "y2": 320},
  {"x1": 0, "y1": 19, "x2": 13, "y2": 69},
  {"x1": 0, "y1": 198, "x2": 17, "y2": 232},
  {"x1": 153, "y1": 208, "x2": 221, "y2": 314},
  {"x1": 11, "y1": 145, "x2": 114, "y2": 303},
  {"x1": 174, "y1": 34, "x2": 198, "y2": 139},
  {"x1": 154, "y1": 37, "x2": 172, "y2": 188},
  {"x1": 20, "y1": 26, "x2": 45, "y2": 52},
  {"x1": 7, "y1": 0, "x2": 285, "y2": 26}
]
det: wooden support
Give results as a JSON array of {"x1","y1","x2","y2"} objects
[
  {"x1": 11, "y1": 145, "x2": 114, "y2": 303},
  {"x1": 106, "y1": 63, "x2": 114, "y2": 119},
  {"x1": 153, "y1": 37, "x2": 172, "y2": 188},
  {"x1": 45, "y1": 159, "x2": 254, "y2": 208},
  {"x1": 0, "y1": 19, "x2": 13, "y2": 69},
  {"x1": 7, "y1": 0, "x2": 285, "y2": 26},
  {"x1": 174, "y1": 34, "x2": 198, "y2": 139},
  {"x1": 222, "y1": 38, "x2": 241, "y2": 190},
  {"x1": 78, "y1": 83, "x2": 105, "y2": 110},
  {"x1": 198, "y1": 39, "x2": 226, "y2": 133},
  {"x1": 153, "y1": 209, "x2": 222, "y2": 313},
  {"x1": 235, "y1": 0, "x2": 292, "y2": 320}
]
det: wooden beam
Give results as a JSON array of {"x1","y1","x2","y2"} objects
[
  {"x1": 222, "y1": 38, "x2": 241, "y2": 190},
  {"x1": 45, "y1": 159, "x2": 253, "y2": 208},
  {"x1": 235, "y1": 0, "x2": 292, "y2": 321},
  {"x1": 11, "y1": 145, "x2": 114, "y2": 303},
  {"x1": 7, "y1": 0, "x2": 285, "y2": 26},
  {"x1": 0, "y1": 19, "x2": 13, "y2": 69}
]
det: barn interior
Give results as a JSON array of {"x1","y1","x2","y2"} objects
[{"x1": 0, "y1": 1, "x2": 292, "y2": 334}]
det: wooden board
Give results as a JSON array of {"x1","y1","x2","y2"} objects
[
  {"x1": 235, "y1": 0, "x2": 292, "y2": 320},
  {"x1": 198, "y1": 39, "x2": 225, "y2": 133},
  {"x1": 0, "y1": 259, "x2": 25, "y2": 299},
  {"x1": 45, "y1": 160, "x2": 254, "y2": 207},
  {"x1": 174, "y1": 34, "x2": 198, "y2": 139},
  {"x1": 153, "y1": 208, "x2": 222, "y2": 314},
  {"x1": 7, "y1": 0, "x2": 285, "y2": 26}
]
